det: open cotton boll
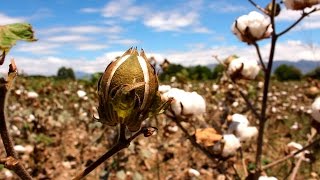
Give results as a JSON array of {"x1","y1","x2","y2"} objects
[
  {"x1": 258, "y1": 176, "x2": 278, "y2": 180},
  {"x1": 163, "y1": 88, "x2": 206, "y2": 117},
  {"x1": 232, "y1": 11, "x2": 272, "y2": 43},
  {"x1": 158, "y1": 85, "x2": 171, "y2": 93},
  {"x1": 236, "y1": 126, "x2": 258, "y2": 141},
  {"x1": 227, "y1": 57, "x2": 260, "y2": 80},
  {"x1": 311, "y1": 96, "x2": 320, "y2": 123},
  {"x1": 214, "y1": 134, "x2": 241, "y2": 157},
  {"x1": 287, "y1": 141, "x2": 311, "y2": 161}
]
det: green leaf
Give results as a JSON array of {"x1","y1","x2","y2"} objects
[{"x1": 0, "y1": 23, "x2": 37, "y2": 53}]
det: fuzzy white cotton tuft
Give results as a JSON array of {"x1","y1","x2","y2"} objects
[
  {"x1": 214, "y1": 134, "x2": 241, "y2": 157},
  {"x1": 227, "y1": 57, "x2": 260, "y2": 80},
  {"x1": 311, "y1": 96, "x2": 320, "y2": 123},
  {"x1": 228, "y1": 114, "x2": 258, "y2": 141},
  {"x1": 287, "y1": 141, "x2": 311, "y2": 161},
  {"x1": 283, "y1": 0, "x2": 320, "y2": 10},
  {"x1": 158, "y1": 85, "x2": 172, "y2": 93},
  {"x1": 232, "y1": 11, "x2": 272, "y2": 43},
  {"x1": 258, "y1": 176, "x2": 278, "y2": 180},
  {"x1": 162, "y1": 88, "x2": 206, "y2": 116},
  {"x1": 27, "y1": 91, "x2": 39, "y2": 99}
]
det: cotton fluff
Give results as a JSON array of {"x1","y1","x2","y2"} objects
[
  {"x1": 228, "y1": 114, "x2": 258, "y2": 141},
  {"x1": 283, "y1": 0, "x2": 320, "y2": 10},
  {"x1": 158, "y1": 85, "x2": 172, "y2": 93},
  {"x1": 219, "y1": 134, "x2": 241, "y2": 157},
  {"x1": 287, "y1": 141, "x2": 311, "y2": 161},
  {"x1": 27, "y1": 91, "x2": 39, "y2": 99},
  {"x1": 227, "y1": 57, "x2": 260, "y2": 80},
  {"x1": 162, "y1": 88, "x2": 206, "y2": 116},
  {"x1": 232, "y1": 11, "x2": 272, "y2": 43},
  {"x1": 311, "y1": 96, "x2": 320, "y2": 123},
  {"x1": 258, "y1": 176, "x2": 278, "y2": 180}
]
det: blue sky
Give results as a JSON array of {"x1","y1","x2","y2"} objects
[{"x1": 1, "y1": 0, "x2": 320, "y2": 75}]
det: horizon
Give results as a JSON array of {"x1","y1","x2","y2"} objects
[{"x1": 1, "y1": 0, "x2": 320, "y2": 75}]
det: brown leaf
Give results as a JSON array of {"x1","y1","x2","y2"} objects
[{"x1": 195, "y1": 128, "x2": 222, "y2": 147}]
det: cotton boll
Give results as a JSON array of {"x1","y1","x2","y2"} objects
[
  {"x1": 287, "y1": 141, "x2": 311, "y2": 161},
  {"x1": 228, "y1": 57, "x2": 260, "y2": 80},
  {"x1": 311, "y1": 97, "x2": 320, "y2": 122},
  {"x1": 232, "y1": 11, "x2": 272, "y2": 43},
  {"x1": 215, "y1": 134, "x2": 241, "y2": 157},
  {"x1": 159, "y1": 85, "x2": 171, "y2": 93},
  {"x1": 258, "y1": 176, "x2": 278, "y2": 180},
  {"x1": 163, "y1": 88, "x2": 206, "y2": 117},
  {"x1": 77, "y1": 90, "x2": 87, "y2": 99},
  {"x1": 236, "y1": 126, "x2": 258, "y2": 141},
  {"x1": 27, "y1": 91, "x2": 39, "y2": 99},
  {"x1": 283, "y1": 0, "x2": 320, "y2": 10},
  {"x1": 232, "y1": 113, "x2": 249, "y2": 125}
]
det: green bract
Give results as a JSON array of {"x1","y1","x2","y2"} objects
[{"x1": 97, "y1": 47, "x2": 166, "y2": 132}]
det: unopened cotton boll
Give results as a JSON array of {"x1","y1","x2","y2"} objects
[
  {"x1": 283, "y1": 0, "x2": 320, "y2": 10},
  {"x1": 232, "y1": 11, "x2": 272, "y2": 43},
  {"x1": 228, "y1": 57, "x2": 260, "y2": 80},
  {"x1": 311, "y1": 97, "x2": 320, "y2": 123}
]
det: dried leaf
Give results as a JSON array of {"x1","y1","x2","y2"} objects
[
  {"x1": 195, "y1": 128, "x2": 222, "y2": 147},
  {"x1": 0, "y1": 23, "x2": 37, "y2": 53}
]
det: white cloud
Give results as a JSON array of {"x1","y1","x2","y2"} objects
[
  {"x1": 76, "y1": 44, "x2": 108, "y2": 51},
  {"x1": 80, "y1": 8, "x2": 100, "y2": 13},
  {"x1": 3, "y1": 40, "x2": 318, "y2": 75},
  {"x1": 47, "y1": 35, "x2": 92, "y2": 43},
  {"x1": 101, "y1": 0, "x2": 146, "y2": 21},
  {"x1": 15, "y1": 42, "x2": 60, "y2": 55},
  {"x1": 0, "y1": 13, "x2": 25, "y2": 25},
  {"x1": 41, "y1": 25, "x2": 122, "y2": 35},
  {"x1": 144, "y1": 12, "x2": 199, "y2": 31}
]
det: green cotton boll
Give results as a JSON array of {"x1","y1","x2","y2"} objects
[{"x1": 96, "y1": 47, "x2": 168, "y2": 132}]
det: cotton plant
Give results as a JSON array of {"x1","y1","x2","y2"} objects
[{"x1": 287, "y1": 141, "x2": 311, "y2": 162}]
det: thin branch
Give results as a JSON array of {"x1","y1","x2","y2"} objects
[
  {"x1": 253, "y1": 42, "x2": 266, "y2": 72},
  {"x1": 0, "y1": 61, "x2": 33, "y2": 180},
  {"x1": 255, "y1": 0, "x2": 278, "y2": 174},
  {"x1": 278, "y1": 8, "x2": 320, "y2": 37},
  {"x1": 0, "y1": 51, "x2": 5, "y2": 66},
  {"x1": 72, "y1": 126, "x2": 153, "y2": 180},
  {"x1": 247, "y1": 0, "x2": 269, "y2": 14},
  {"x1": 167, "y1": 113, "x2": 220, "y2": 163},
  {"x1": 262, "y1": 137, "x2": 320, "y2": 171}
]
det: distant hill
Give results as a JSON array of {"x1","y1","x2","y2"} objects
[
  {"x1": 272, "y1": 60, "x2": 320, "y2": 74},
  {"x1": 207, "y1": 60, "x2": 320, "y2": 74}
]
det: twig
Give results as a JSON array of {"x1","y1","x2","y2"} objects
[
  {"x1": 0, "y1": 60, "x2": 33, "y2": 180},
  {"x1": 240, "y1": 148, "x2": 248, "y2": 177},
  {"x1": 72, "y1": 125, "x2": 155, "y2": 180},
  {"x1": 277, "y1": 8, "x2": 320, "y2": 37},
  {"x1": 0, "y1": 51, "x2": 5, "y2": 65},
  {"x1": 247, "y1": 0, "x2": 269, "y2": 14},
  {"x1": 252, "y1": 42, "x2": 266, "y2": 72},
  {"x1": 289, "y1": 129, "x2": 316, "y2": 180},
  {"x1": 231, "y1": 80, "x2": 261, "y2": 120},
  {"x1": 167, "y1": 113, "x2": 220, "y2": 163},
  {"x1": 262, "y1": 136, "x2": 320, "y2": 171}
]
